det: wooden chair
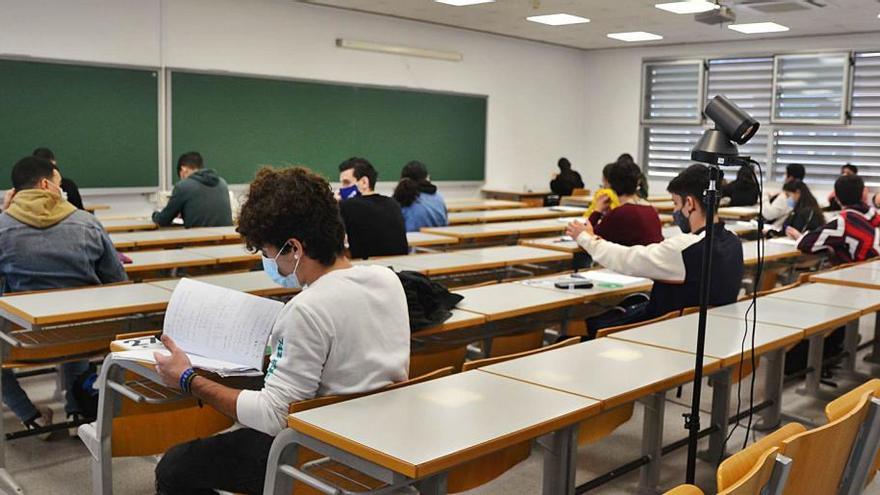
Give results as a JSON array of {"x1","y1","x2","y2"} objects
[
  {"x1": 594, "y1": 309, "x2": 679, "y2": 339},
  {"x1": 409, "y1": 344, "x2": 468, "y2": 376},
  {"x1": 487, "y1": 328, "x2": 546, "y2": 357},
  {"x1": 572, "y1": 188, "x2": 591, "y2": 197},
  {"x1": 717, "y1": 422, "x2": 804, "y2": 490},
  {"x1": 825, "y1": 379, "x2": 880, "y2": 486},
  {"x1": 747, "y1": 280, "x2": 800, "y2": 299},
  {"x1": 663, "y1": 485, "x2": 704, "y2": 495}
]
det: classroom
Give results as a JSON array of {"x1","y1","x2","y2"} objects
[{"x1": 1, "y1": 0, "x2": 880, "y2": 494}]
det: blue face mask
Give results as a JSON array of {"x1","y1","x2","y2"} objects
[
  {"x1": 339, "y1": 184, "x2": 360, "y2": 201},
  {"x1": 786, "y1": 197, "x2": 797, "y2": 209},
  {"x1": 262, "y1": 242, "x2": 303, "y2": 289},
  {"x1": 673, "y1": 208, "x2": 691, "y2": 234}
]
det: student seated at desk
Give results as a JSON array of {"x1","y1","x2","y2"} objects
[
  {"x1": 767, "y1": 180, "x2": 824, "y2": 240},
  {"x1": 153, "y1": 166, "x2": 410, "y2": 494},
  {"x1": 393, "y1": 160, "x2": 448, "y2": 232},
  {"x1": 586, "y1": 160, "x2": 662, "y2": 246},
  {"x1": 762, "y1": 162, "x2": 805, "y2": 229},
  {"x1": 338, "y1": 157, "x2": 409, "y2": 258},
  {"x1": 152, "y1": 151, "x2": 233, "y2": 228},
  {"x1": 826, "y1": 164, "x2": 868, "y2": 212},
  {"x1": 798, "y1": 174, "x2": 880, "y2": 264},
  {"x1": 32, "y1": 147, "x2": 85, "y2": 210},
  {"x1": 566, "y1": 164, "x2": 744, "y2": 321},
  {"x1": 549, "y1": 157, "x2": 584, "y2": 197},
  {"x1": 720, "y1": 163, "x2": 759, "y2": 207},
  {"x1": 617, "y1": 153, "x2": 648, "y2": 200},
  {"x1": 0, "y1": 156, "x2": 127, "y2": 433}
]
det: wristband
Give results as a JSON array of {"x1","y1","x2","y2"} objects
[{"x1": 179, "y1": 367, "x2": 196, "y2": 393}]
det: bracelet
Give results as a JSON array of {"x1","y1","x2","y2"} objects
[{"x1": 179, "y1": 367, "x2": 196, "y2": 393}]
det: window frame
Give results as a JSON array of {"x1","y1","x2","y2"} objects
[
  {"x1": 640, "y1": 59, "x2": 706, "y2": 125},
  {"x1": 770, "y1": 52, "x2": 852, "y2": 125}
]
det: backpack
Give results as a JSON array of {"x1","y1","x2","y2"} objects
[{"x1": 396, "y1": 270, "x2": 464, "y2": 332}]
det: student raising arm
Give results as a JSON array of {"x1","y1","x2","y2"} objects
[{"x1": 586, "y1": 160, "x2": 663, "y2": 246}]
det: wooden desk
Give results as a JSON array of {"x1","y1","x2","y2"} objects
[
  {"x1": 559, "y1": 195, "x2": 591, "y2": 207},
  {"x1": 361, "y1": 246, "x2": 572, "y2": 278},
  {"x1": 421, "y1": 219, "x2": 566, "y2": 245},
  {"x1": 182, "y1": 244, "x2": 259, "y2": 264},
  {"x1": 742, "y1": 239, "x2": 802, "y2": 266},
  {"x1": 100, "y1": 218, "x2": 157, "y2": 233},
  {"x1": 718, "y1": 206, "x2": 760, "y2": 220},
  {"x1": 149, "y1": 271, "x2": 298, "y2": 298},
  {"x1": 448, "y1": 207, "x2": 585, "y2": 226},
  {"x1": 455, "y1": 282, "x2": 587, "y2": 321},
  {"x1": 482, "y1": 188, "x2": 551, "y2": 207},
  {"x1": 110, "y1": 227, "x2": 235, "y2": 250},
  {"x1": 412, "y1": 309, "x2": 488, "y2": 339},
  {"x1": 84, "y1": 204, "x2": 110, "y2": 213},
  {"x1": 279, "y1": 370, "x2": 600, "y2": 494},
  {"x1": 123, "y1": 249, "x2": 217, "y2": 274},
  {"x1": 519, "y1": 236, "x2": 579, "y2": 254},
  {"x1": 652, "y1": 201, "x2": 675, "y2": 214},
  {"x1": 811, "y1": 265, "x2": 880, "y2": 290},
  {"x1": 444, "y1": 199, "x2": 527, "y2": 212},
  {"x1": 407, "y1": 232, "x2": 459, "y2": 249},
  {"x1": 658, "y1": 214, "x2": 673, "y2": 225}
]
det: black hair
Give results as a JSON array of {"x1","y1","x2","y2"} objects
[
  {"x1": 667, "y1": 164, "x2": 722, "y2": 212},
  {"x1": 12, "y1": 156, "x2": 56, "y2": 190},
  {"x1": 842, "y1": 163, "x2": 859, "y2": 175},
  {"x1": 782, "y1": 180, "x2": 823, "y2": 223},
  {"x1": 237, "y1": 166, "x2": 345, "y2": 266},
  {"x1": 558, "y1": 157, "x2": 572, "y2": 171},
  {"x1": 338, "y1": 157, "x2": 378, "y2": 190},
  {"x1": 834, "y1": 174, "x2": 865, "y2": 207},
  {"x1": 606, "y1": 161, "x2": 640, "y2": 196},
  {"x1": 32, "y1": 147, "x2": 55, "y2": 162},
  {"x1": 177, "y1": 151, "x2": 204, "y2": 175},
  {"x1": 617, "y1": 153, "x2": 635, "y2": 165},
  {"x1": 393, "y1": 160, "x2": 437, "y2": 207},
  {"x1": 734, "y1": 163, "x2": 758, "y2": 188},
  {"x1": 601, "y1": 162, "x2": 615, "y2": 182},
  {"x1": 785, "y1": 163, "x2": 805, "y2": 181}
]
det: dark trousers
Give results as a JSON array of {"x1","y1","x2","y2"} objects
[{"x1": 155, "y1": 428, "x2": 274, "y2": 495}]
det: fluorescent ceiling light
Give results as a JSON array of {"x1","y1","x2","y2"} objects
[
  {"x1": 526, "y1": 13, "x2": 590, "y2": 26},
  {"x1": 655, "y1": 1, "x2": 719, "y2": 14},
  {"x1": 433, "y1": 0, "x2": 494, "y2": 5},
  {"x1": 728, "y1": 22, "x2": 790, "y2": 34},
  {"x1": 336, "y1": 39, "x2": 462, "y2": 62},
  {"x1": 607, "y1": 31, "x2": 664, "y2": 42}
]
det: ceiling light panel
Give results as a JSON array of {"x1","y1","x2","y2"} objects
[
  {"x1": 728, "y1": 22, "x2": 790, "y2": 34},
  {"x1": 433, "y1": 0, "x2": 495, "y2": 6},
  {"x1": 526, "y1": 13, "x2": 590, "y2": 26},
  {"x1": 655, "y1": 1, "x2": 720, "y2": 14},
  {"x1": 607, "y1": 31, "x2": 664, "y2": 42}
]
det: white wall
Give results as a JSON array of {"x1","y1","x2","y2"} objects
[
  {"x1": 0, "y1": 0, "x2": 591, "y2": 213},
  {"x1": 581, "y1": 32, "x2": 880, "y2": 196}
]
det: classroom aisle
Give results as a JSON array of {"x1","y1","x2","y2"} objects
[{"x1": 5, "y1": 313, "x2": 880, "y2": 494}]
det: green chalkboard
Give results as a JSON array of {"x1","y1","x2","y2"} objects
[
  {"x1": 171, "y1": 71, "x2": 486, "y2": 184},
  {"x1": 0, "y1": 59, "x2": 159, "y2": 189}
]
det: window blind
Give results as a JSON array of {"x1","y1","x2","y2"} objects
[
  {"x1": 853, "y1": 52, "x2": 880, "y2": 125},
  {"x1": 642, "y1": 61, "x2": 704, "y2": 124},
  {"x1": 774, "y1": 128, "x2": 880, "y2": 186},
  {"x1": 707, "y1": 57, "x2": 773, "y2": 122},
  {"x1": 772, "y1": 53, "x2": 850, "y2": 124}
]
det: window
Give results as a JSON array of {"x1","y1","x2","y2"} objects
[
  {"x1": 642, "y1": 60, "x2": 704, "y2": 124},
  {"x1": 772, "y1": 53, "x2": 850, "y2": 124},
  {"x1": 643, "y1": 126, "x2": 703, "y2": 179},
  {"x1": 852, "y1": 52, "x2": 880, "y2": 125},
  {"x1": 773, "y1": 128, "x2": 880, "y2": 186}
]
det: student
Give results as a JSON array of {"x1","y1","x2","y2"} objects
[
  {"x1": 585, "y1": 162, "x2": 621, "y2": 218},
  {"x1": 392, "y1": 160, "x2": 448, "y2": 232},
  {"x1": 0, "y1": 156, "x2": 127, "y2": 433},
  {"x1": 549, "y1": 157, "x2": 584, "y2": 197},
  {"x1": 32, "y1": 147, "x2": 85, "y2": 210},
  {"x1": 827, "y1": 163, "x2": 865, "y2": 212},
  {"x1": 566, "y1": 164, "x2": 744, "y2": 320},
  {"x1": 720, "y1": 163, "x2": 759, "y2": 207},
  {"x1": 338, "y1": 157, "x2": 408, "y2": 258},
  {"x1": 618, "y1": 153, "x2": 649, "y2": 199},
  {"x1": 152, "y1": 152, "x2": 233, "y2": 228},
  {"x1": 153, "y1": 166, "x2": 410, "y2": 494},
  {"x1": 798, "y1": 174, "x2": 880, "y2": 264},
  {"x1": 767, "y1": 180, "x2": 824, "y2": 239},
  {"x1": 763, "y1": 163, "x2": 806, "y2": 228},
  {"x1": 587, "y1": 161, "x2": 663, "y2": 246}
]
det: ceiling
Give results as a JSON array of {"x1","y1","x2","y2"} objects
[{"x1": 299, "y1": 0, "x2": 880, "y2": 50}]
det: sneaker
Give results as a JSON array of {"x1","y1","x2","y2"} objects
[{"x1": 24, "y1": 407, "x2": 54, "y2": 441}]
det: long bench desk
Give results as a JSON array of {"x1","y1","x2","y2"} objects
[
  {"x1": 100, "y1": 218, "x2": 158, "y2": 233},
  {"x1": 421, "y1": 219, "x2": 569, "y2": 247},
  {"x1": 407, "y1": 232, "x2": 460, "y2": 250},
  {"x1": 445, "y1": 199, "x2": 528, "y2": 212},
  {"x1": 481, "y1": 188, "x2": 551, "y2": 207},
  {"x1": 718, "y1": 205, "x2": 760, "y2": 220},
  {"x1": 110, "y1": 226, "x2": 240, "y2": 250},
  {"x1": 447, "y1": 206, "x2": 586, "y2": 225}
]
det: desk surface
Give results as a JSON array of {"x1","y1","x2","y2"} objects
[
  {"x1": 412, "y1": 309, "x2": 488, "y2": 338},
  {"x1": 708, "y1": 298, "x2": 858, "y2": 337},
  {"x1": 182, "y1": 244, "x2": 258, "y2": 263},
  {"x1": 148, "y1": 271, "x2": 297, "y2": 297},
  {"x1": 361, "y1": 246, "x2": 571, "y2": 276},
  {"x1": 406, "y1": 232, "x2": 459, "y2": 248},
  {"x1": 110, "y1": 226, "x2": 239, "y2": 248},
  {"x1": 718, "y1": 206, "x2": 760, "y2": 219},
  {"x1": 652, "y1": 201, "x2": 675, "y2": 213},
  {"x1": 444, "y1": 199, "x2": 528, "y2": 212},
  {"x1": 481, "y1": 338, "x2": 720, "y2": 408},
  {"x1": 767, "y1": 282, "x2": 880, "y2": 315},
  {"x1": 454, "y1": 282, "x2": 591, "y2": 321},
  {"x1": 519, "y1": 236, "x2": 579, "y2": 254},
  {"x1": 100, "y1": 218, "x2": 157, "y2": 233},
  {"x1": 481, "y1": 188, "x2": 551, "y2": 198},
  {"x1": 0, "y1": 283, "x2": 172, "y2": 326},
  {"x1": 811, "y1": 265, "x2": 880, "y2": 290},
  {"x1": 421, "y1": 219, "x2": 565, "y2": 239},
  {"x1": 517, "y1": 271, "x2": 652, "y2": 299},
  {"x1": 288, "y1": 370, "x2": 599, "y2": 479},
  {"x1": 559, "y1": 195, "x2": 591, "y2": 207},
  {"x1": 741, "y1": 240, "x2": 802, "y2": 265},
  {"x1": 124, "y1": 249, "x2": 216, "y2": 272},
  {"x1": 448, "y1": 207, "x2": 585, "y2": 225},
  {"x1": 609, "y1": 313, "x2": 803, "y2": 367}
]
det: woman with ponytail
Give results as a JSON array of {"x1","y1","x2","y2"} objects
[{"x1": 392, "y1": 161, "x2": 448, "y2": 232}]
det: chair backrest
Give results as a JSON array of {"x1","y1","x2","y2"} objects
[
  {"x1": 750, "y1": 280, "x2": 801, "y2": 299},
  {"x1": 718, "y1": 422, "x2": 805, "y2": 490},
  {"x1": 486, "y1": 329, "x2": 546, "y2": 358},
  {"x1": 595, "y1": 309, "x2": 680, "y2": 339},
  {"x1": 409, "y1": 345, "x2": 468, "y2": 377},
  {"x1": 782, "y1": 393, "x2": 872, "y2": 495},
  {"x1": 825, "y1": 379, "x2": 880, "y2": 486},
  {"x1": 717, "y1": 447, "x2": 790, "y2": 495},
  {"x1": 572, "y1": 188, "x2": 590, "y2": 197},
  {"x1": 663, "y1": 484, "x2": 705, "y2": 495},
  {"x1": 462, "y1": 337, "x2": 580, "y2": 371}
]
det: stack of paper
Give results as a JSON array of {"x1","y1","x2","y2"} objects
[{"x1": 575, "y1": 270, "x2": 648, "y2": 286}]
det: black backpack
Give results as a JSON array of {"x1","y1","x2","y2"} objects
[{"x1": 396, "y1": 270, "x2": 463, "y2": 332}]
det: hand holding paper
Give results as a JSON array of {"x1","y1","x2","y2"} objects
[{"x1": 154, "y1": 335, "x2": 192, "y2": 390}]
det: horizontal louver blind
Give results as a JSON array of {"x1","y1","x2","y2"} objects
[
  {"x1": 774, "y1": 128, "x2": 880, "y2": 186},
  {"x1": 642, "y1": 61, "x2": 703, "y2": 124},
  {"x1": 707, "y1": 57, "x2": 773, "y2": 121},
  {"x1": 772, "y1": 53, "x2": 849, "y2": 124},
  {"x1": 644, "y1": 126, "x2": 703, "y2": 179},
  {"x1": 853, "y1": 52, "x2": 880, "y2": 124}
]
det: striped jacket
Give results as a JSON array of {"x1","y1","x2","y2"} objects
[{"x1": 797, "y1": 204, "x2": 880, "y2": 264}]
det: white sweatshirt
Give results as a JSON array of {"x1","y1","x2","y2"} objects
[{"x1": 236, "y1": 265, "x2": 410, "y2": 435}]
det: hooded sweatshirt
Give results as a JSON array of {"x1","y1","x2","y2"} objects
[
  {"x1": 152, "y1": 168, "x2": 233, "y2": 228},
  {"x1": 0, "y1": 190, "x2": 127, "y2": 294}
]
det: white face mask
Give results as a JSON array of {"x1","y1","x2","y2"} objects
[{"x1": 261, "y1": 241, "x2": 303, "y2": 289}]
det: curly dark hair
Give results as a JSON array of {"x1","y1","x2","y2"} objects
[
  {"x1": 237, "y1": 166, "x2": 345, "y2": 266},
  {"x1": 606, "y1": 161, "x2": 640, "y2": 196}
]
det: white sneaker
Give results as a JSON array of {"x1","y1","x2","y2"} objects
[{"x1": 25, "y1": 407, "x2": 54, "y2": 441}]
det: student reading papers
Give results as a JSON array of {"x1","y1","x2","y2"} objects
[
  {"x1": 566, "y1": 164, "x2": 744, "y2": 321},
  {"x1": 152, "y1": 166, "x2": 410, "y2": 494}
]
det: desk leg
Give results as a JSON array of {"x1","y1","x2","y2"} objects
[
  {"x1": 638, "y1": 391, "x2": 666, "y2": 494},
  {"x1": 865, "y1": 312, "x2": 880, "y2": 365},
  {"x1": 263, "y1": 429, "x2": 299, "y2": 495},
  {"x1": 799, "y1": 334, "x2": 825, "y2": 397},
  {"x1": 415, "y1": 473, "x2": 448, "y2": 495},
  {"x1": 843, "y1": 319, "x2": 860, "y2": 373},
  {"x1": 0, "y1": 319, "x2": 24, "y2": 494},
  {"x1": 705, "y1": 368, "x2": 732, "y2": 464},
  {"x1": 756, "y1": 349, "x2": 784, "y2": 431},
  {"x1": 540, "y1": 424, "x2": 577, "y2": 495},
  {"x1": 91, "y1": 361, "x2": 124, "y2": 495}
]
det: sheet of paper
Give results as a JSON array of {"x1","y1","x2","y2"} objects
[
  {"x1": 549, "y1": 206, "x2": 587, "y2": 212},
  {"x1": 163, "y1": 278, "x2": 283, "y2": 371},
  {"x1": 114, "y1": 349, "x2": 263, "y2": 377},
  {"x1": 575, "y1": 270, "x2": 648, "y2": 286},
  {"x1": 768, "y1": 237, "x2": 798, "y2": 246},
  {"x1": 520, "y1": 276, "x2": 585, "y2": 289}
]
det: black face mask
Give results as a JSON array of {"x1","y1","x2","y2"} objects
[{"x1": 673, "y1": 208, "x2": 691, "y2": 234}]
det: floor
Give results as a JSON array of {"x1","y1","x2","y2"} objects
[{"x1": 4, "y1": 315, "x2": 880, "y2": 494}]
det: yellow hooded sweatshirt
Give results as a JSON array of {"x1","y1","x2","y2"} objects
[{"x1": 5, "y1": 189, "x2": 76, "y2": 229}]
